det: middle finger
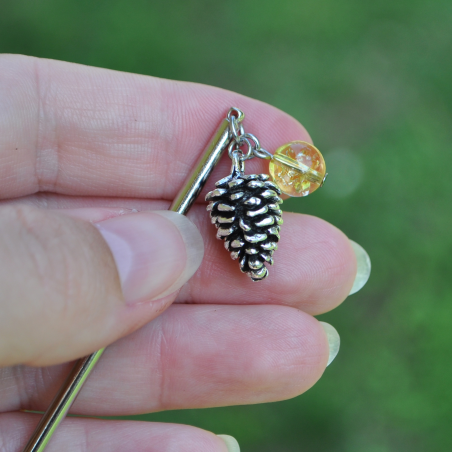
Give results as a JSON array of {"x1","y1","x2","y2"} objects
[{"x1": 2, "y1": 197, "x2": 357, "y2": 316}]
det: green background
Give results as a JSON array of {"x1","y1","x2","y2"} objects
[{"x1": 2, "y1": 0, "x2": 451, "y2": 450}]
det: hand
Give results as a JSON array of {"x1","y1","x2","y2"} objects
[{"x1": 0, "y1": 55, "x2": 369, "y2": 452}]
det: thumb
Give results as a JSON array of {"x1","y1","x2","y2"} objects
[{"x1": 0, "y1": 206, "x2": 203, "y2": 367}]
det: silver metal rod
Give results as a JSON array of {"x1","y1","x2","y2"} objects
[
  {"x1": 169, "y1": 118, "x2": 230, "y2": 214},
  {"x1": 22, "y1": 115, "x2": 232, "y2": 452},
  {"x1": 22, "y1": 350, "x2": 105, "y2": 452}
]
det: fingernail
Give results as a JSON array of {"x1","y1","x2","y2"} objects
[
  {"x1": 217, "y1": 435, "x2": 240, "y2": 452},
  {"x1": 319, "y1": 322, "x2": 340, "y2": 366},
  {"x1": 349, "y1": 240, "x2": 371, "y2": 295},
  {"x1": 96, "y1": 211, "x2": 204, "y2": 303}
]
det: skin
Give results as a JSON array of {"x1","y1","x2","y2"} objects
[{"x1": 0, "y1": 54, "x2": 357, "y2": 451}]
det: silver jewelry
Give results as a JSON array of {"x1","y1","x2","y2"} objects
[{"x1": 206, "y1": 108, "x2": 284, "y2": 281}]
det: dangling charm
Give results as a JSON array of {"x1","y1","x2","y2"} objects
[
  {"x1": 206, "y1": 152, "x2": 283, "y2": 281},
  {"x1": 269, "y1": 141, "x2": 327, "y2": 197},
  {"x1": 206, "y1": 108, "x2": 327, "y2": 281}
]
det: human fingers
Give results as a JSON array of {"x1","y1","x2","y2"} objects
[
  {"x1": 0, "y1": 199, "x2": 361, "y2": 315},
  {"x1": 0, "y1": 54, "x2": 309, "y2": 200},
  {"x1": 181, "y1": 206, "x2": 358, "y2": 315},
  {"x1": 0, "y1": 304, "x2": 336, "y2": 415},
  {"x1": 0, "y1": 206, "x2": 203, "y2": 367},
  {"x1": 57, "y1": 204, "x2": 360, "y2": 315},
  {"x1": 0, "y1": 413, "x2": 235, "y2": 452}
]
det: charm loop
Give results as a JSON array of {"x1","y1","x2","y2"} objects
[
  {"x1": 228, "y1": 114, "x2": 272, "y2": 161},
  {"x1": 239, "y1": 132, "x2": 260, "y2": 152},
  {"x1": 228, "y1": 107, "x2": 245, "y2": 142},
  {"x1": 228, "y1": 136, "x2": 254, "y2": 160},
  {"x1": 229, "y1": 117, "x2": 244, "y2": 142}
]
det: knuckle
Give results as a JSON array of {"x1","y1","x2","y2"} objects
[
  {"x1": 3, "y1": 206, "x2": 80, "y2": 304},
  {"x1": 0, "y1": 205, "x2": 120, "y2": 317},
  {"x1": 0, "y1": 205, "x2": 123, "y2": 365}
]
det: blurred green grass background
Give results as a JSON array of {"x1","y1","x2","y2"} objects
[{"x1": 2, "y1": 0, "x2": 451, "y2": 450}]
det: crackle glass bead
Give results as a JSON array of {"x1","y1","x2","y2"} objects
[{"x1": 269, "y1": 141, "x2": 326, "y2": 197}]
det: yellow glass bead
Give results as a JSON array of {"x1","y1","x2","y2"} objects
[{"x1": 269, "y1": 141, "x2": 326, "y2": 197}]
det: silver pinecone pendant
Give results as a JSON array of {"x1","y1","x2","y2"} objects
[
  {"x1": 206, "y1": 170, "x2": 283, "y2": 281},
  {"x1": 203, "y1": 107, "x2": 327, "y2": 282}
]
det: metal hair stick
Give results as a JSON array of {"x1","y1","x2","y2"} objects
[{"x1": 22, "y1": 111, "x2": 236, "y2": 452}]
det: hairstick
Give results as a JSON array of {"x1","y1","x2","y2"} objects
[{"x1": 22, "y1": 107, "x2": 326, "y2": 451}]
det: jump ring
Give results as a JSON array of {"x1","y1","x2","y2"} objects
[
  {"x1": 228, "y1": 108, "x2": 245, "y2": 141},
  {"x1": 240, "y1": 132, "x2": 260, "y2": 152},
  {"x1": 229, "y1": 117, "x2": 239, "y2": 140},
  {"x1": 228, "y1": 137, "x2": 253, "y2": 160}
]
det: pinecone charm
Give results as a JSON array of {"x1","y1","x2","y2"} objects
[{"x1": 206, "y1": 173, "x2": 283, "y2": 281}]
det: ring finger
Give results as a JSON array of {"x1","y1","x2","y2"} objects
[{"x1": 1, "y1": 304, "x2": 334, "y2": 415}]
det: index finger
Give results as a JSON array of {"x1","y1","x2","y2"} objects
[{"x1": 0, "y1": 54, "x2": 310, "y2": 200}]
